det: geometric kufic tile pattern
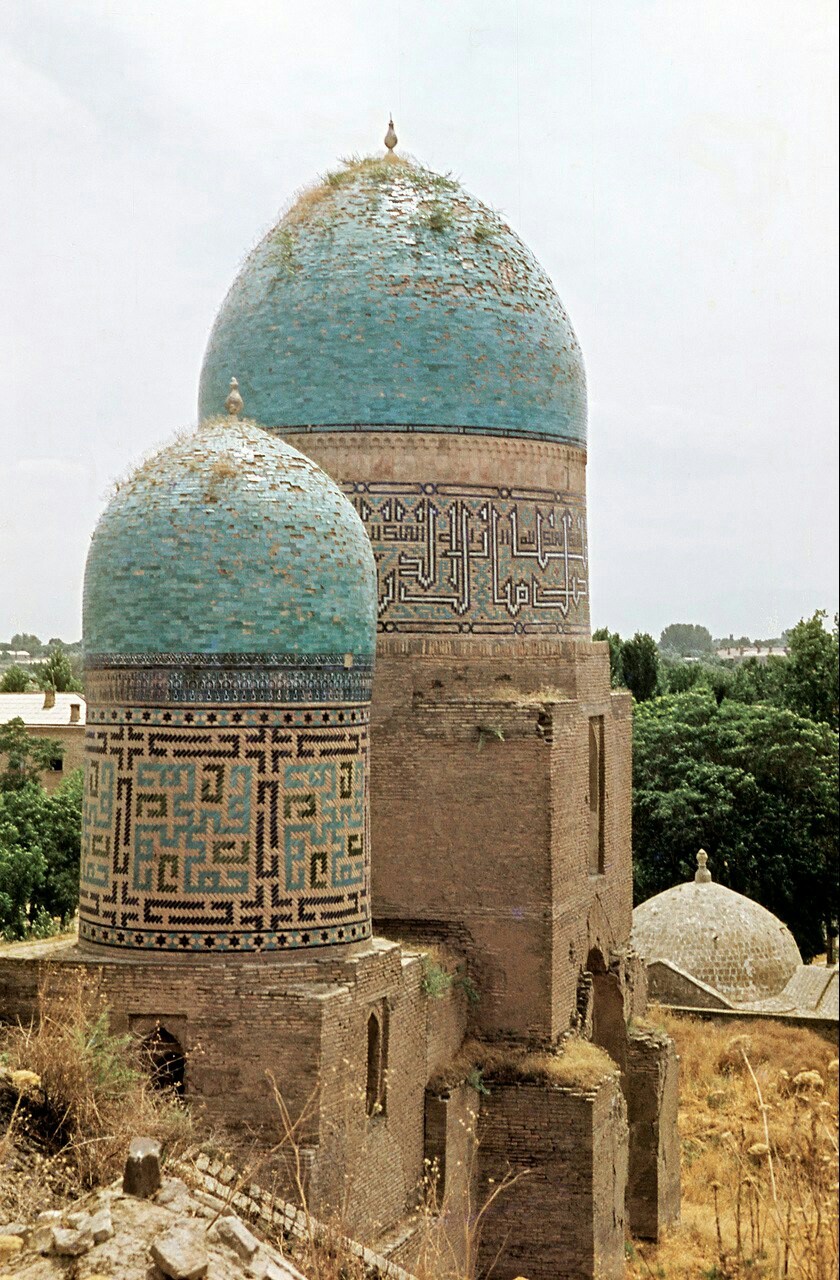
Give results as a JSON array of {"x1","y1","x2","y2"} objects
[
  {"x1": 344, "y1": 480, "x2": 589, "y2": 636},
  {"x1": 79, "y1": 711, "x2": 370, "y2": 953}
]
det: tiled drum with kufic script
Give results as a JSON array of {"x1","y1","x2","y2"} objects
[
  {"x1": 198, "y1": 157, "x2": 592, "y2": 637},
  {"x1": 80, "y1": 418, "x2": 377, "y2": 953}
]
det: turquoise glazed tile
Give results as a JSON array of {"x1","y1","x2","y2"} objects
[
  {"x1": 198, "y1": 157, "x2": 586, "y2": 445},
  {"x1": 83, "y1": 417, "x2": 377, "y2": 660}
]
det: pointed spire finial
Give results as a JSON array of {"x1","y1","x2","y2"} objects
[
  {"x1": 225, "y1": 376, "x2": 244, "y2": 417},
  {"x1": 384, "y1": 116, "x2": 398, "y2": 153},
  {"x1": 695, "y1": 849, "x2": 712, "y2": 883}
]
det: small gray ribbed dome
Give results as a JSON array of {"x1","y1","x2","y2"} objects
[{"x1": 632, "y1": 851, "x2": 802, "y2": 1003}]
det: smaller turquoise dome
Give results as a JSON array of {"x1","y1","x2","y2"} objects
[{"x1": 84, "y1": 417, "x2": 376, "y2": 661}]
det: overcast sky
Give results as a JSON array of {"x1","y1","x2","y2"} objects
[{"x1": 0, "y1": 0, "x2": 837, "y2": 644}]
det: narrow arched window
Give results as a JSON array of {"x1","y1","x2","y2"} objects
[
  {"x1": 366, "y1": 1010, "x2": 385, "y2": 1117},
  {"x1": 588, "y1": 716, "x2": 605, "y2": 874},
  {"x1": 140, "y1": 1027, "x2": 186, "y2": 1097}
]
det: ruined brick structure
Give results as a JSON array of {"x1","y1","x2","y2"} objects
[{"x1": 0, "y1": 141, "x2": 680, "y2": 1279}]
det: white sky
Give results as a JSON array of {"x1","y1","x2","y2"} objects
[{"x1": 0, "y1": 0, "x2": 837, "y2": 644}]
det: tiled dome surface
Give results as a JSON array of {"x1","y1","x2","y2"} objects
[
  {"x1": 84, "y1": 417, "x2": 376, "y2": 659},
  {"x1": 198, "y1": 156, "x2": 587, "y2": 445},
  {"x1": 632, "y1": 877, "x2": 803, "y2": 1004}
]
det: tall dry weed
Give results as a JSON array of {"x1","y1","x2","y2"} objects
[
  {"x1": 0, "y1": 971, "x2": 191, "y2": 1207},
  {"x1": 628, "y1": 1011, "x2": 839, "y2": 1280}
]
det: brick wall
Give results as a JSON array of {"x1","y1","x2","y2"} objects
[
  {"x1": 626, "y1": 1028, "x2": 681, "y2": 1240},
  {"x1": 477, "y1": 1076, "x2": 628, "y2": 1280},
  {"x1": 0, "y1": 934, "x2": 473, "y2": 1243},
  {"x1": 367, "y1": 639, "x2": 633, "y2": 1041}
]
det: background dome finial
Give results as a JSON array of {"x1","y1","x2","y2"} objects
[
  {"x1": 384, "y1": 116, "x2": 398, "y2": 152},
  {"x1": 225, "y1": 376, "x2": 244, "y2": 417},
  {"x1": 695, "y1": 848, "x2": 712, "y2": 883}
]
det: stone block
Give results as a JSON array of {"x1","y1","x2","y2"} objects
[
  {"x1": 212, "y1": 1214, "x2": 260, "y2": 1260},
  {"x1": 150, "y1": 1226, "x2": 209, "y2": 1279},
  {"x1": 123, "y1": 1136, "x2": 162, "y2": 1198}
]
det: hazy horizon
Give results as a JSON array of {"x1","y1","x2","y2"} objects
[{"x1": 1, "y1": 0, "x2": 837, "y2": 643}]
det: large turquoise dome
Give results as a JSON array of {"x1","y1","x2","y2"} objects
[
  {"x1": 198, "y1": 156, "x2": 586, "y2": 446},
  {"x1": 84, "y1": 417, "x2": 376, "y2": 662}
]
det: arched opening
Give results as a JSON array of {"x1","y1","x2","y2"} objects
[
  {"x1": 140, "y1": 1027, "x2": 186, "y2": 1097},
  {"x1": 365, "y1": 1010, "x2": 385, "y2": 1117},
  {"x1": 588, "y1": 716, "x2": 605, "y2": 874},
  {"x1": 586, "y1": 948, "x2": 627, "y2": 1074}
]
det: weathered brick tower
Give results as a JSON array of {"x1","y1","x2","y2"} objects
[
  {"x1": 196, "y1": 138, "x2": 681, "y2": 1275},
  {"x1": 199, "y1": 149, "x2": 629, "y2": 1041}
]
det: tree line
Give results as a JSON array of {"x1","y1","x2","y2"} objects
[
  {"x1": 0, "y1": 645, "x2": 83, "y2": 695},
  {"x1": 594, "y1": 612, "x2": 839, "y2": 959}
]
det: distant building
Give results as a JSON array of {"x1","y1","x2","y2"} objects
[
  {"x1": 0, "y1": 691, "x2": 86, "y2": 790},
  {"x1": 716, "y1": 645, "x2": 789, "y2": 662}
]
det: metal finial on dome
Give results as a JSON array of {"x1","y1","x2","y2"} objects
[
  {"x1": 384, "y1": 117, "x2": 398, "y2": 152},
  {"x1": 225, "y1": 376, "x2": 244, "y2": 417},
  {"x1": 695, "y1": 849, "x2": 712, "y2": 883}
]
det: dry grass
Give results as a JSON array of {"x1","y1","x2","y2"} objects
[
  {"x1": 277, "y1": 152, "x2": 461, "y2": 230},
  {"x1": 429, "y1": 1034, "x2": 615, "y2": 1096},
  {"x1": 628, "y1": 1010, "x2": 839, "y2": 1280},
  {"x1": 0, "y1": 974, "x2": 191, "y2": 1219}
]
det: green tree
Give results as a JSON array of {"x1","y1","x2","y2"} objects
[
  {"x1": 34, "y1": 645, "x2": 83, "y2": 694},
  {"x1": 632, "y1": 690, "x2": 838, "y2": 960},
  {"x1": 728, "y1": 655, "x2": 784, "y2": 705},
  {"x1": 0, "y1": 718, "x2": 64, "y2": 791},
  {"x1": 776, "y1": 611, "x2": 838, "y2": 730},
  {"x1": 620, "y1": 633, "x2": 660, "y2": 701},
  {"x1": 0, "y1": 770, "x2": 82, "y2": 937},
  {"x1": 9, "y1": 633, "x2": 42, "y2": 655},
  {"x1": 0, "y1": 811, "x2": 46, "y2": 938},
  {"x1": 39, "y1": 768, "x2": 83, "y2": 920},
  {"x1": 659, "y1": 623, "x2": 714, "y2": 656},
  {"x1": 0, "y1": 664, "x2": 35, "y2": 692},
  {"x1": 592, "y1": 627, "x2": 624, "y2": 687}
]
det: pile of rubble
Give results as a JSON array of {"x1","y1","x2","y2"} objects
[{"x1": 0, "y1": 1138, "x2": 306, "y2": 1279}]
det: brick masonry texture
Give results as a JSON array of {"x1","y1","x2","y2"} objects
[
  {"x1": 626, "y1": 1028, "x2": 681, "y2": 1239},
  {"x1": 198, "y1": 157, "x2": 587, "y2": 445},
  {"x1": 477, "y1": 1078, "x2": 628, "y2": 1280},
  {"x1": 285, "y1": 431, "x2": 589, "y2": 637},
  {"x1": 0, "y1": 938, "x2": 466, "y2": 1243},
  {"x1": 367, "y1": 637, "x2": 633, "y2": 1041}
]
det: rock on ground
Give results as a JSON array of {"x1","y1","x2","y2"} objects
[{"x1": 1, "y1": 1177, "x2": 307, "y2": 1280}]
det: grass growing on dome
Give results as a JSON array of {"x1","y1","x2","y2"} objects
[
  {"x1": 472, "y1": 220, "x2": 497, "y2": 243},
  {"x1": 280, "y1": 153, "x2": 462, "y2": 227}
]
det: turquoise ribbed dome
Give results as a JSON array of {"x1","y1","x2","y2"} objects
[
  {"x1": 198, "y1": 156, "x2": 586, "y2": 445},
  {"x1": 84, "y1": 417, "x2": 376, "y2": 658}
]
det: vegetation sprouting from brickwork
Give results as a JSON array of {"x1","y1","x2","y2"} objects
[{"x1": 428, "y1": 1036, "x2": 615, "y2": 1096}]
